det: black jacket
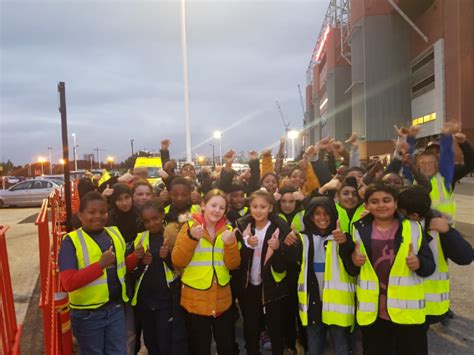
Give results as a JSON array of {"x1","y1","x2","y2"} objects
[
  {"x1": 235, "y1": 214, "x2": 297, "y2": 304},
  {"x1": 339, "y1": 213, "x2": 435, "y2": 278}
]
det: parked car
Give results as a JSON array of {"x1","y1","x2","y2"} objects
[
  {"x1": 1, "y1": 176, "x2": 20, "y2": 186},
  {"x1": 0, "y1": 179, "x2": 61, "y2": 207}
]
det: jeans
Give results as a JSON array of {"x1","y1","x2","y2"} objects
[
  {"x1": 306, "y1": 323, "x2": 350, "y2": 355},
  {"x1": 70, "y1": 303, "x2": 125, "y2": 355}
]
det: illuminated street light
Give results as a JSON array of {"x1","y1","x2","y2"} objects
[
  {"x1": 38, "y1": 156, "x2": 46, "y2": 175},
  {"x1": 213, "y1": 131, "x2": 223, "y2": 165},
  {"x1": 107, "y1": 156, "x2": 114, "y2": 170},
  {"x1": 287, "y1": 130, "x2": 299, "y2": 160},
  {"x1": 72, "y1": 133, "x2": 78, "y2": 171}
]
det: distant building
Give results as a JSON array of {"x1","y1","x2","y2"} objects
[{"x1": 304, "y1": 0, "x2": 473, "y2": 159}]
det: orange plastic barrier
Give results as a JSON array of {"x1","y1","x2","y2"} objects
[{"x1": 0, "y1": 225, "x2": 22, "y2": 355}]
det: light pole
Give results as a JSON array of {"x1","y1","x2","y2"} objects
[
  {"x1": 48, "y1": 147, "x2": 53, "y2": 174},
  {"x1": 130, "y1": 139, "x2": 135, "y2": 156},
  {"x1": 72, "y1": 133, "x2": 78, "y2": 171},
  {"x1": 38, "y1": 156, "x2": 46, "y2": 176},
  {"x1": 213, "y1": 131, "x2": 223, "y2": 165},
  {"x1": 107, "y1": 156, "x2": 114, "y2": 170},
  {"x1": 59, "y1": 159, "x2": 65, "y2": 173},
  {"x1": 180, "y1": 0, "x2": 192, "y2": 162},
  {"x1": 209, "y1": 144, "x2": 215, "y2": 167},
  {"x1": 288, "y1": 130, "x2": 299, "y2": 161}
]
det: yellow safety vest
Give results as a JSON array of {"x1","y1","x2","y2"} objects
[
  {"x1": 353, "y1": 219, "x2": 425, "y2": 325},
  {"x1": 238, "y1": 206, "x2": 249, "y2": 217},
  {"x1": 66, "y1": 226, "x2": 129, "y2": 309},
  {"x1": 181, "y1": 221, "x2": 232, "y2": 290},
  {"x1": 297, "y1": 233, "x2": 355, "y2": 327},
  {"x1": 164, "y1": 204, "x2": 201, "y2": 215},
  {"x1": 131, "y1": 231, "x2": 178, "y2": 306},
  {"x1": 279, "y1": 210, "x2": 305, "y2": 233},
  {"x1": 335, "y1": 204, "x2": 365, "y2": 234},
  {"x1": 424, "y1": 230, "x2": 450, "y2": 316},
  {"x1": 429, "y1": 173, "x2": 456, "y2": 224}
]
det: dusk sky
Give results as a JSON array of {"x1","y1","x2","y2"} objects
[{"x1": 1, "y1": 0, "x2": 327, "y2": 165}]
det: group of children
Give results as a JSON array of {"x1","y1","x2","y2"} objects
[{"x1": 58, "y1": 125, "x2": 473, "y2": 355}]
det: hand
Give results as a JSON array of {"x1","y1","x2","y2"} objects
[
  {"x1": 118, "y1": 172, "x2": 134, "y2": 183},
  {"x1": 345, "y1": 132, "x2": 359, "y2": 145},
  {"x1": 454, "y1": 132, "x2": 466, "y2": 144},
  {"x1": 304, "y1": 144, "x2": 317, "y2": 158},
  {"x1": 331, "y1": 141, "x2": 344, "y2": 153},
  {"x1": 102, "y1": 184, "x2": 113, "y2": 198},
  {"x1": 317, "y1": 137, "x2": 332, "y2": 150},
  {"x1": 159, "y1": 189, "x2": 170, "y2": 204},
  {"x1": 406, "y1": 243, "x2": 420, "y2": 271},
  {"x1": 158, "y1": 169, "x2": 169, "y2": 180},
  {"x1": 273, "y1": 189, "x2": 281, "y2": 201},
  {"x1": 408, "y1": 125, "x2": 421, "y2": 137},
  {"x1": 292, "y1": 188, "x2": 305, "y2": 201},
  {"x1": 298, "y1": 157, "x2": 308, "y2": 170},
  {"x1": 159, "y1": 245, "x2": 170, "y2": 259},
  {"x1": 190, "y1": 223, "x2": 205, "y2": 240},
  {"x1": 143, "y1": 250, "x2": 153, "y2": 265},
  {"x1": 321, "y1": 177, "x2": 341, "y2": 193},
  {"x1": 284, "y1": 230, "x2": 299, "y2": 247},
  {"x1": 190, "y1": 190, "x2": 202, "y2": 205},
  {"x1": 135, "y1": 242, "x2": 145, "y2": 259},
  {"x1": 332, "y1": 220, "x2": 347, "y2": 244},
  {"x1": 395, "y1": 140, "x2": 410, "y2": 156},
  {"x1": 351, "y1": 241, "x2": 366, "y2": 267},
  {"x1": 267, "y1": 229, "x2": 280, "y2": 250},
  {"x1": 441, "y1": 122, "x2": 458, "y2": 135},
  {"x1": 261, "y1": 149, "x2": 272, "y2": 158},
  {"x1": 160, "y1": 139, "x2": 171, "y2": 150},
  {"x1": 99, "y1": 246, "x2": 116, "y2": 268},
  {"x1": 224, "y1": 149, "x2": 236, "y2": 165},
  {"x1": 221, "y1": 229, "x2": 237, "y2": 246},
  {"x1": 249, "y1": 150, "x2": 258, "y2": 160},
  {"x1": 239, "y1": 169, "x2": 251, "y2": 181},
  {"x1": 429, "y1": 217, "x2": 450, "y2": 234},
  {"x1": 394, "y1": 125, "x2": 409, "y2": 137}
]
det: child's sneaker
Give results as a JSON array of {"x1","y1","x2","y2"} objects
[{"x1": 260, "y1": 331, "x2": 272, "y2": 350}]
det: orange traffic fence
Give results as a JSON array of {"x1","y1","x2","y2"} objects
[
  {"x1": 0, "y1": 225, "x2": 22, "y2": 355},
  {"x1": 36, "y1": 191, "x2": 73, "y2": 355}
]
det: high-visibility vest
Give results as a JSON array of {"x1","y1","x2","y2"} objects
[
  {"x1": 429, "y1": 173, "x2": 456, "y2": 224},
  {"x1": 353, "y1": 219, "x2": 425, "y2": 326},
  {"x1": 164, "y1": 204, "x2": 201, "y2": 215},
  {"x1": 181, "y1": 221, "x2": 232, "y2": 290},
  {"x1": 279, "y1": 210, "x2": 305, "y2": 233},
  {"x1": 335, "y1": 204, "x2": 365, "y2": 234},
  {"x1": 66, "y1": 226, "x2": 129, "y2": 309},
  {"x1": 131, "y1": 231, "x2": 178, "y2": 306},
  {"x1": 424, "y1": 230, "x2": 450, "y2": 316},
  {"x1": 238, "y1": 206, "x2": 249, "y2": 217},
  {"x1": 297, "y1": 233, "x2": 355, "y2": 327}
]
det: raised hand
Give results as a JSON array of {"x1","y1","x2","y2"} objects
[
  {"x1": 261, "y1": 149, "x2": 273, "y2": 159},
  {"x1": 454, "y1": 132, "x2": 466, "y2": 144},
  {"x1": 221, "y1": 229, "x2": 237, "y2": 246},
  {"x1": 143, "y1": 250, "x2": 153, "y2": 265},
  {"x1": 102, "y1": 184, "x2": 113, "y2": 198},
  {"x1": 190, "y1": 223, "x2": 205, "y2": 240},
  {"x1": 331, "y1": 141, "x2": 344, "y2": 153},
  {"x1": 161, "y1": 139, "x2": 171, "y2": 150},
  {"x1": 249, "y1": 150, "x2": 258, "y2": 160},
  {"x1": 190, "y1": 190, "x2": 202, "y2": 205},
  {"x1": 441, "y1": 122, "x2": 459, "y2": 135},
  {"x1": 332, "y1": 220, "x2": 347, "y2": 244},
  {"x1": 135, "y1": 242, "x2": 145, "y2": 259},
  {"x1": 273, "y1": 188, "x2": 281, "y2": 201},
  {"x1": 159, "y1": 245, "x2": 170, "y2": 259},
  {"x1": 99, "y1": 246, "x2": 116, "y2": 268},
  {"x1": 406, "y1": 243, "x2": 420, "y2": 271},
  {"x1": 284, "y1": 229, "x2": 299, "y2": 247},
  {"x1": 158, "y1": 169, "x2": 169, "y2": 180},
  {"x1": 351, "y1": 241, "x2": 366, "y2": 267},
  {"x1": 408, "y1": 125, "x2": 421, "y2": 137},
  {"x1": 292, "y1": 188, "x2": 305, "y2": 201},
  {"x1": 429, "y1": 217, "x2": 450, "y2": 234},
  {"x1": 345, "y1": 132, "x2": 359, "y2": 145},
  {"x1": 224, "y1": 149, "x2": 236, "y2": 165},
  {"x1": 268, "y1": 228, "x2": 280, "y2": 251},
  {"x1": 394, "y1": 125, "x2": 409, "y2": 137}
]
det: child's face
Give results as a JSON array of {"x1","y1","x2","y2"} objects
[
  {"x1": 250, "y1": 196, "x2": 272, "y2": 223},
  {"x1": 347, "y1": 170, "x2": 364, "y2": 186},
  {"x1": 290, "y1": 169, "x2": 305, "y2": 189},
  {"x1": 337, "y1": 186, "x2": 359, "y2": 210},
  {"x1": 170, "y1": 184, "x2": 191, "y2": 211},
  {"x1": 229, "y1": 191, "x2": 245, "y2": 210},
  {"x1": 261, "y1": 175, "x2": 278, "y2": 194},
  {"x1": 79, "y1": 200, "x2": 108, "y2": 231},
  {"x1": 142, "y1": 209, "x2": 164, "y2": 234},
  {"x1": 365, "y1": 191, "x2": 397, "y2": 221},
  {"x1": 203, "y1": 196, "x2": 227, "y2": 224},
  {"x1": 382, "y1": 173, "x2": 403, "y2": 190},
  {"x1": 311, "y1": 206, "x2": 331, "y2": 232},
  {"x1": 133, "y1": 185, "x2": 153, "y2": 207},
  {"x1": 115, "y1": 193, "x2": 133, "y2": 213},
  {"x1": 280, "y1": 193, "x2": 296, "y2": 214}
]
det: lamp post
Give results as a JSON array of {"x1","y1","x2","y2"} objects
[
  {"x1": 38, "y1": 156, "x2": 46, "y2": 176},
  {"x1": 107, "y1": 156, "x2": 114, "y2": 170},
  {"x1": 59, "y1": 159, "x2": 65, "y2": 173},
  {"x1": 48, "y1": 147, "x2": 53, "y2": 174},
  {"x1": 72, "y1": 133, "x2": 78, "y2": 171},
  {"x1": 213, "y1": 131, "x2": 223, "y2": 165},
  {"x1": 209, "y1": 144, "x2": 215, "y2": 167},
  {"x1": 287, "y1": 130, "x2": 299, "y2": 161},
  {"x1": 130, "y1": 139, "x2": 135, "y2": 156}
]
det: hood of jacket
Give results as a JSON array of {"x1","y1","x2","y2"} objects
[{"x1": 302, "y1": 196, "x2": 338, "y2": 236}]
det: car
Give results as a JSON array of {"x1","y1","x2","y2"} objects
[
  {"x1": 1, "y1": 176, "x2": 20, "y2": 186},
  {"x1": 0, "y1": 179, "x2": 62, "y2": 207}
]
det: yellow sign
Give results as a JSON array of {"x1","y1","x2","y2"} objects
[{"x1": 412, "y1": 112, "x2": 436, "y2": 126}]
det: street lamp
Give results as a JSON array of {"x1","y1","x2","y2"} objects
[
  {"x1": 209, "y1": 144, "x2": 215, "y2": 167},
  {"x1": 59, "y1": 159, "x2": 65, "y2": 173},
  {"x1": 48, "y1": 147, "x2": 53, "y2": 175},
  {"x1": 72, "y1": 133, "x2": 78, "y2": 171},
  {"x1": 107, "y1": 156, "x2": 114, "y2": 170},
  {"x1": 213, "y1": 131, "x2": 223, "y2": 165},
  {"x1": 287, "y1": 130, "x2": 299, "y2": 160},
  {"x1": 38, "y1": 156, "x2": 46, "y2": 176}
]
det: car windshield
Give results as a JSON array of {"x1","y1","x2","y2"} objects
[{"x1": 147, "y1": 167, "x2": 161, "y2": 178}]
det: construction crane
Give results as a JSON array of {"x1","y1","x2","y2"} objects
[
  {"x1": 297, "y1": 84, "x2": 307, "y2": 147},
  {"x1": 276, "y1": 100, "x2": 290, "y2": 158}
]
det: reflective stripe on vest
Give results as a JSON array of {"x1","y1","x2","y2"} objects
[
  {"x1": 353, "y1": 220, "x2": 425, "y2": 326},
  {"x1": 322, "y1": 237, "x2": 356, "y2": 327},
  {"x1": 239, "y1": 207, "x2": 249, "y2": 217},
  {"x1": 278, "y1": 211, "x2": 305, "y2": 233},
  {"x1": 297, "y1": 233, "x2": 310, "y2": 326},
  {"x1": 424, "y1": 230, "x2": 450, "y2": 316},
  {"x1": 336, "y1": 204, "x2": 365, "y2": 234},
  {"x1": 181, "y1": 222, "x2": 232, "y2": 290},
  {"x1": 66, "y1": 227, "x2": 128, "y2": 309},
  {"x1": 430, "y1": 173, "x2": 456, "y2": 224},
  {"x1": 131, "y1": 231, "x2": 177, "y2": 306}
]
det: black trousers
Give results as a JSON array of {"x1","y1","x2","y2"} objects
[
  {"x1": 136, "y1": 307, "x2": 172, "y2": 355},
  {"x1": 360, "y1": 318, "x2": 427, "y2": 355},
  {"x1": 239, "y1": 284, "x2": 285, "y2": 355},
  {"x1": 186, "y1": 308, "x2": 235, "y2": 355}
]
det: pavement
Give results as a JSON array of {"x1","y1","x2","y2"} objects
[{"x1": 1, "y1": 177, "x2": 473, "y2": 354}]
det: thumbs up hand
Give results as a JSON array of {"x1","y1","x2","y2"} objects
[
  {"x1": 273, "y1": 188, "x2": 281, "y2": 201},
  {"x1": 332, "y1": 220, "x2": 347, "y2": 245},
  {"x1": 143, "y1": 249, "x2": 153, "y2": 265},
  {"x1": 159, "y1": 245, "x2": 170, "y2": 259},
  {"x1": 99, "y1": 245, "x2": 116, "y2": 268},
  {"x1": 406, "y1": 243, "x2": 420, "y2": 271},
  {"x1": 268, "y1": 228, "x2": 280, "y2": 251},
  {"x1": 351, "y1": 241, "x2": 366, "y2": 267},
  {"x1": 221, "y1": 229, "x2": 237, "y2": 246},
  {"x1": 293, "y1": 188, "x2": 305, "y2": 201},
  {"x1": 102, "y1": 184, "x2": 114, "y2": 198},
  {"x1": 135, "y1": 242, "x2": 145, "y2": 259},
  {"x1": 242, "y1": 224, "x2": 258, "y2": 248},
  {"x1": 284, "y1": 229, "x2": 299, "y2": 247},
  {"x1": 190, "y1": 223, "x2": 205, "y2": 240}
]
